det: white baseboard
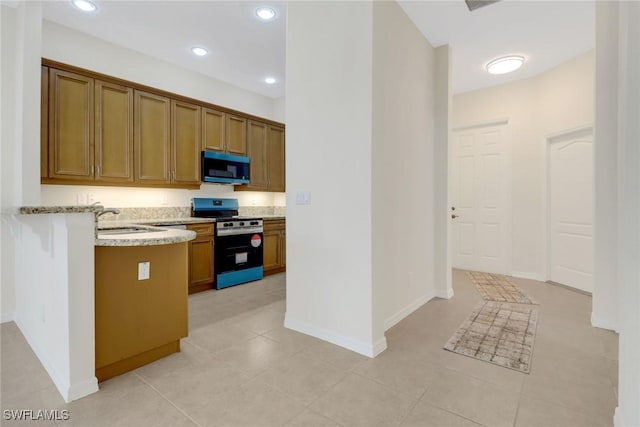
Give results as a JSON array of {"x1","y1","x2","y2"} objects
[
  {"x1": 511, "y1": 271, "x2": 543, "y2": 281},
  {"x1": 591, "y1": 312, "x2": 619, "y2": 333},
  {"x1": 284, "y1": 315, "x2": 387, "y2": 358},
  {"x1": 384, "y1": 292, "x2": 435, "y2": 331},
  {"x1": 435, "y1": 287, "x2": 454, "y2": 299},
  {"x1": 614, "y1": 407, "x2": 625, "y2": 427},
  {"x1": 66, "y1": 377, "x2": 99, "y2": 402},
  {"x1": 15, "y1": 318, "x2": 98, "y2": 403},
  {"x1": 1, "y1": 311, "x2": 15, "y2": 323}
]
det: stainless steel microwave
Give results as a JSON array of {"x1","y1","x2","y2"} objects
[{"x1": 201, "y1": 151, "x2": 250, "y2": 185}]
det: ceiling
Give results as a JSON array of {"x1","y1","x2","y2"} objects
[
  {"x1": 39, "y1": 1, "x2": 595, "y2": 99},
  {"x1": 398, "y1": 0, "x2": 595, "y2": 94}
]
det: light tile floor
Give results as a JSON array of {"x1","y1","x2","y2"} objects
[{"x1": 1, "y1": 270, "x2": 618, "y2": 426}]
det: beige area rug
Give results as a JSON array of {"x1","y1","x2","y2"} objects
[
  {"x1": 444, "y1": 301, "x2": 538, "y2": 373},
  {"x1": 467, "y1": 271, "x2": 538, "y2": 304}
]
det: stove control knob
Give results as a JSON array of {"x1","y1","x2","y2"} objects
[
  {"x1": 239, "y1": 222, "x2": 245, "y2": 226},
  {"x1": 224, "y1": 223, "x2": 232, "y2": 227},
  {"x1": 250, "y1": 221, "x2": 258, "y2": 225}
]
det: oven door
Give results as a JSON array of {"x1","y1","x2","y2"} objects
[{"x1": 214, "y1": 232, "x2": 263, "y2": 289}]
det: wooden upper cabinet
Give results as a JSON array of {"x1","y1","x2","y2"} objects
[
  {"x1": 238, "y1": 122, "x2": 286, "y2": 192},
  {"x1": 41, "y1": 66, "x2": 49, "y2": 179},
  {"x1": 268, "y1": 126, "x2": 286, "y2": 192},
  {"x1": 226, "y1": 114, "x2": 247, "y2": 155},
  {"x1": 247, "y1": 120, "x2": 269, "y2": 190},
  {"x1": 95, "y1": 80, "x2": 134, "y2": 183},
  {"x1": 48, "y1": 69, "x2": 94, "y2": 180},
  {"x1": 135, "y1": 90, "x2": 170, "y2": 184},
  {"x1": 202, "y1": 108, "x2": 225, "y2": 153},
  {"x1": 171, "y1": 100, "x2": 201, "y2": 185},
  {"x1": 41, "y1": 61, "x2": 281, "y2": 190}
]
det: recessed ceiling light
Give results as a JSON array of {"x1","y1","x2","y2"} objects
[
  {"x1": 264, "y1": 77, "x2": 276, "y2": 85},
  {"x1": 71, "y1": 0, "x2": 97, "y2": 12},
  {"x1": 191, "y1": 47, "x2": 208, "y2": 57},
  {"x1": 256, "y1": 7, "x2": 276, "y2": 21},
  {"x1": 486, "y1": 55, "x2": 525, "y2": 75}
]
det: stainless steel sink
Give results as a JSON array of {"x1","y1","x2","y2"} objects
[{"x1": 97, "y1": 226, "x2": 157, "y2": 235}]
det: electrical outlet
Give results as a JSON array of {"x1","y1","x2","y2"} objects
[
  {"x1": 138, "y1": 261, "x2": 150, "y2": 280},
  {"x1": 77, "y1": 193, "x2": 87, "y2": 205},
  {"x1": 87, "y1": 193, "x2": 95, "y2": 204}
]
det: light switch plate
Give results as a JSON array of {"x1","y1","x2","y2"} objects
[
  {"x1": 295, "y1": 191, "x2": 311, "y2": 205},
  {"x1": 138, "y1": 261, "x2": 150, "y2": 280}
]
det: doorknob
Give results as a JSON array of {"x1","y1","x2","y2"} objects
[{"x1": 451, "y1": 214, "x2": 459, "y2": 219}]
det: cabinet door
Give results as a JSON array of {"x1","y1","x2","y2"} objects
[
  {"x1": 41, "y1": 66, "x2": 49, "y2": 179},
  {"x1": 226, "y1": 114, "x2": 247, "y2": 155},
  {"x1": 263, "y1": 230, "x2": 282, "y2": 273},
  {"x1": 188, "y1": 238, "x2": 214, "y2": 288},
  {"x1": 171, "y1": 100, "x2": 201, "y2": 184},
  {"x1": 135, "y1": 91, "x2": 170, "y2": 184},
  {"x1": 268, "y1": 126, "x2": 286, "y2": 192},
  {"x1": 49, "y1": 69, "x2": 94, "y2": 180},
  {"x1": 202, "y1": 108, "x2": 225, "y2": 153},
  {"x1": 95, "y1": 80, "x2": 134, "y2": 183},
  {"x1": 246, "y1": 120, "x2": 269, "y2": 190}
]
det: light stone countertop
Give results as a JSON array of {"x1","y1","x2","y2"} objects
[
  {"x1": 19, "y1": 205, "x2": 105, "y2": 215},
  {"x1": 95, "y1": 224, "x2": 196, "y2": 247},
  {"x1": 19, "y1": 205, "x2": 282, "y2": 246}
]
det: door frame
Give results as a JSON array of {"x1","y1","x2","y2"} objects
[
  {"x1": 452, "y1": 118, "x2": 513, "y2": 275},
  {"x1": 543, "y1": 124, "x2": 594, "y2": 283}
]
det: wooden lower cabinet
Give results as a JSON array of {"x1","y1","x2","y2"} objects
[
  {"x1": 186, "y1": 223, "x2": 214, "y2": 293},
  {"x1": 94, "y1": 243, "x2": 188, "y2": 382},
  {"x1": 263, "y1": 219, "x2": 286, "y2": 276}
]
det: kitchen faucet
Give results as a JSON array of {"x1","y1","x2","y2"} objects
[{"x1": 96, "y1": 207, "x2": 120, "y2": 218}]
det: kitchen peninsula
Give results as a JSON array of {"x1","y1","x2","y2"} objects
[
  {"x1": 94, "y1": 222, "x2": 196, "y2": 381},
  {"x1": 12, "y1": 205, "x2": 196, "y2": 400}
]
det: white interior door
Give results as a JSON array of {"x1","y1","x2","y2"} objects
[
  {"x1": 548, "y1": 130, "x2": 594, "y2": 292},
  {"x1": 452, "y1": 124, "x2": 510, "y2": 274}
]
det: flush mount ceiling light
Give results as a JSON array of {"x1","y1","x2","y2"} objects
[
  {"x1": 191, "y1": 47, "x2": 208, "y2": 57},
  {"x1": 71, "y1": 0, "x2": 97, "y2": 12},
  {"x1": 264, "y1": 77, "x2": 276, "y2": 85},
  {"x1": 256, "y1": 7, "x2": 276, "y2": 21},
  {"x1": 486, "y1": 55, "x2": 525, "y2": 75}
]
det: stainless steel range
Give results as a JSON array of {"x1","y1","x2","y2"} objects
[{"x1": 192, "y1": 198, "x2": 263, "y2": 289}]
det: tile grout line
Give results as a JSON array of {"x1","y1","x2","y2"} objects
[{"x1": 133, "y1": 371, "x2": 203, "y2": 427}]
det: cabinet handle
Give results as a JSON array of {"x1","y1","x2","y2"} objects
[
  {"x1": 96, "y1": 165, "x2": 100, "y2": 176},
  {"x1": 91, "y1": 165, "x2": 94, "y2": 175}
]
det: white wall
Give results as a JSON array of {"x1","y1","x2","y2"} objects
[
  {"x1": 39, "y1": 20, "x2": 285, "y2": 211},
  {"x1": 371, "y1": 1, "x2": 446, "y2": 331},
  {"x1": 285, "y1": 1, "x2": 381, "y2": 356},
  {"x1": 285, "y1": 0, "x2": 445, "y2": 356},
  {"x1": 272, "y1": 96, "x2": 286, "y2": 123},
  {"x1": 1, "y1": 4, "x2": 18, "y2": 322},
  {"x1": 14, "y1": 213, "x2": 98, "y2": 402},
  {"x1": 42, "y1": 20, "x2": 276, "y2": 121},
  {"x1": 593, "y1": 1, "x2": 620, "y2": 332},
  {"x1": 453, "y1": 51, "x2": 595, "y2": 281},
  {"x1": 1, "y1": 2, "x2": 98, "y2": 402},
  {"x1": 1, "y1": 1, "x2": 43, "y2": 322},
  {"x1": 604, "y1": 2, "x2": 640, "y2": 426}
]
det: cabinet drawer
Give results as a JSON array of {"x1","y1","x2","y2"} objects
[
  {"x1": 263, "y1": 218, "x2": 285, "y2": 232},
  {"x1": 186, "y1": 222, "x2": 214, "y2": 237}
]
